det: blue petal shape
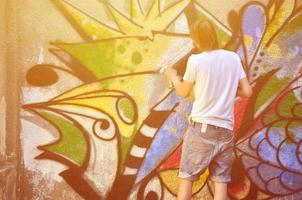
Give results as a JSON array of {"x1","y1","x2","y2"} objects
[
  {"x1": 279, "y1": 140, "x2": 301, "y2": 172},
  {"x1": 247, "y1": 167, "x2": 266, "y2": 190},
  {"x1": 135, "y1": 91, "x2": 192, "y2": 183},
  {"x1": 258, "y1": 163, "x2": 283, "y2": 182},
  {"x1": 250, "y1": 128, "x2": 266, "y2": 149},
  {"x1": 267, "y1": 176, "x2": 292, "y2": 195},
  {"x1": 241, "y1": 4, "x2": 266, "y2": 65},
  {"x1": 267, "y1": 127, "x2": 286, "y2": 148},
  {"x1": 258, "y1": 138, "x2": 278, "y2": 165},
  {"x1": 281, "y1": 172, "x2": 302, "y2": 191}
]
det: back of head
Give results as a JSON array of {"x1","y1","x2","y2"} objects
[{"x1": 189, "y1": 20, "x2": 219, "y2": 52}]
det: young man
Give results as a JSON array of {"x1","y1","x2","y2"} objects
[{"x1": 164, "y1": 20, "x2": 253, "y2": 200}]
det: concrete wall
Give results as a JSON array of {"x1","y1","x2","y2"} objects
[{"x1": 1, "y1": 0, "x2": 302, "y2": 199}]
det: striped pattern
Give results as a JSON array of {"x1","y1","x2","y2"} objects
[
  {"x1": 107, "y1": 109, "x2": 174, "y2": 200},
  {"x1": 122, "y1": 110, "x2": 171, "y2": 175},
  {"x1": 123, "y1": 166, "x2": 138, "y2": 175},
  {"x1": 129, "y1": 145, "x2": 147, "y2": 158},
  {"x1": 140, "y1": 124, "x2": 158, "y2": 137}
]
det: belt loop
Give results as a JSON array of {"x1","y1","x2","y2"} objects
[{"x1": 201, "y1": 123, "x2": 208, "y2": 133}]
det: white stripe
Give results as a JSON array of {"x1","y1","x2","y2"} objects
[
  {"x1": 123, "y1": 166, "x2": 138, "y2": 175},
  {"x1": 130, "y1": 145, "x2": 146, "y2": 158},
  {"x1": 140, "y1": 124, "x2": 157, "y2": 138}
]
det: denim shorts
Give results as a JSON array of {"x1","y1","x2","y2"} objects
[{"x1": 178, "y1": 121, "x2": 234, "y2": 182}]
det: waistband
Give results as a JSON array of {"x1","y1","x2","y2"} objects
[{"x1": 189, "y1": 120, "x2": 228, "y2": 131}]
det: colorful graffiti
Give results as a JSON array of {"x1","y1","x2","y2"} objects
[{"x1": 0, "y1": 0, "x2": 301, "y2": 199}]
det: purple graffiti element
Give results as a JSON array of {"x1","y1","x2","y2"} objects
[
  {"x1": 136, "y1": 91, "x2": 192, "y2": 183},
  {"x1": 241, "y1": 4, "x2": 266, "y2": 66}
]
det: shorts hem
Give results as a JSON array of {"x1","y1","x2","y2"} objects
[
  {"x1": 178, "y1": 172, "x2": 199, "y2": 182},
  {"x1": 210, "y1": 175, "x2": 231, "y2": 183}
]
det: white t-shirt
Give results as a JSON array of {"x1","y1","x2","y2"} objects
[{"x1": 183, "y1": 49, "x2": 246, "y2": 131}]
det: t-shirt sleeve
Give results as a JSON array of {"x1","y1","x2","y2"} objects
[
  {"x1": 236, "y1": 55, "x2": 246, "y2": 80},
  {"x1": 183, "y1": 56, "x2": 196, "y2": 83}
]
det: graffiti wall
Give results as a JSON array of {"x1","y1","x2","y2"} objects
[{"x1": 1, "y1": 0, "x2": 302, "y2": 199}]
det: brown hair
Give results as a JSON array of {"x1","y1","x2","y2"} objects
[{"x1": 189, "y1": 19, "x2": 219, "y2": 52}]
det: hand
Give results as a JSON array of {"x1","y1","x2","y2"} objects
[{"x1": 164, "y1": 68, "x2": 177, "y2": 80}]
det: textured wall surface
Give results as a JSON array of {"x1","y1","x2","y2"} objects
[{"x1": 1, "y1": 0, "x2": 302, "y2": 199}]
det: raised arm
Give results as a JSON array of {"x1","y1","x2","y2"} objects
[
  {"x1": 164, "y1": 56, "x2": 196, "y2": 98},
  {"x1": 164, "y1": 68, "x2": 194, "y2": 98}
]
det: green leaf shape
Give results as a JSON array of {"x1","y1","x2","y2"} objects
[
  {"x1": 117, "y1": 97, "x2": 136, "y2": 123},
  {"x1": 255, "y1": 75, "x2": 290, "y2": 113},
  {"x1": 39, "y1": 111, "x2": 87, "y2": 167},
  {"x1": 54, "y1": 40, "x2": 119, "y2": 80}
]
